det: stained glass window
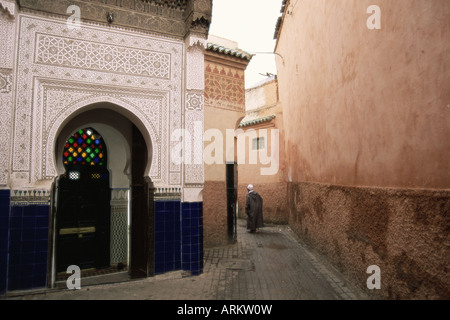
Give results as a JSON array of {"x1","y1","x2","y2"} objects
[{"x1": 62, "y1": 128, "x2": 107, "y2": 169}]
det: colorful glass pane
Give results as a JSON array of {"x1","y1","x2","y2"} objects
[{"x1": 62, "y1": 127, "x2": 107, "y2": 169}]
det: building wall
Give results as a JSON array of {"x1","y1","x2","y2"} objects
[
  {"x1": 0, "y1": 189, "x2": 11, "y2": 293},
  {"x1": 0, "y1": 0, "x2": 211, "y2": 295},
  {"x1": 203, "y1": 106, "x2": 239, "y2": 247},
  {"x1": 203, "y1": 180, "x2": 227, "y2": 247},
  {"x1": 7, "y1": 192, "x2": 50, "y2": 291},
  {"x1": 0, "y1": 1, "x2": 15, "y2": 198},
  {"x1": 288, "y1": 182, "x2": 450, "y2": 299},
  {"x1": 154, "y1": 199, "x2": 203, "y2": 276},
  {"x1": 275, "y1": 0, "x2": 450, "y2": 299},
  {"x1": 0, "y1": 1, "x2": 15, "y2": 293},
  {"x1": 245, "y1": 78, "x2": 279, "y2": 114},
  {"x1": 276, "y1": 0, "x2": 449, "y2": 189},
  {"x1": 203, "y1": 46, "x2": 249, "y2": 247},
  {"x1": 237, "y1": 78, "x2": 287, "y2": 225}
]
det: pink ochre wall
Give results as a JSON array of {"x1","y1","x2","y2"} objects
[
  {"x1": 276, "y1": 0, "x2": 450, "y2": 189},
  {"x1": 275, "y1": 0, "x2": 450, "y2": 299}
]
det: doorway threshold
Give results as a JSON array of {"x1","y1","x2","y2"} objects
[{"x1": 55, "y1": 265, "x2": 131, "y2": 288}]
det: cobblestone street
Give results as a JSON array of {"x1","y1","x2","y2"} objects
[{"x1": 7, "y1": 219, "x2": 369, "y2": 300}]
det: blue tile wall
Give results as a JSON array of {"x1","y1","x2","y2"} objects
[
  {"x1": 154, "y1": 200, "x2": 181, "y2": 275},
  {"x1": 181, "y1": 202, "x2": 203, "y2": 276},
  {"x1": 0, "y1": 190, "x2": 10, "y2": 295},
  {"x1": 7, "y1": 204, "x2": 49, "y2": 291},
  {"x1": 154, "y1": 200, "x2": 203, "y2": 276}
]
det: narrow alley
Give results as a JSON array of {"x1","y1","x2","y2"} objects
[{"x1": 6, "y1": 219, "x2": 369, "y2": 301}]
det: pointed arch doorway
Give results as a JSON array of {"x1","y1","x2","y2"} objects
[{"x1": 52, "y1": 106, "x2": 154, "y2": 284}]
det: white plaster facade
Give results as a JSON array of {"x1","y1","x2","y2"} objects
[{"x1": 0, "y1": 0, "x2": 210, "y2": 202}]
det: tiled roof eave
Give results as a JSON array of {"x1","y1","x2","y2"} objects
[
  {"x1": 206, "y1": 43, "x2": 253, "y2": 61},
  {"x1": 238, "y1": 115, "x2": 276, "y2": 128}
]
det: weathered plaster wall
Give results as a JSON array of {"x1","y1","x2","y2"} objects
[
  {"x1": 276, "y1": 0, "x2": 450, "y2": 189},
  {"x1": 288, "y1": 182, "x2": 450, "y2": 299},
  {"x1": 203, "y1": 105, "x2": 241, "y2": 247},
  {"x1": 245, "y1": 78, "x2": 278, "y2": 112},
  {"x1": 203, "y1": 180, "x2": 228, "y2": 247},
  {"x1": 275, "y1": 0, "x2": 450, "y2": 299},
  {"x1": 203, "y1": 50, "x2": 248, "y2": 247}
]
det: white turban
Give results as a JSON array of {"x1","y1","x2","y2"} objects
[{"x1": 247, "y1": 184, "x2": 253, "y2": 191}]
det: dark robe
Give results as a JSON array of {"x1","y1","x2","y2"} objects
[{"x1": 245, "y1": 191, "x2": 264, "y2": 231}]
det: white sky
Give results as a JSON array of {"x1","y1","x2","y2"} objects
[{"x1": 208, "y1": 0, "x2": 283, "y2": 88}]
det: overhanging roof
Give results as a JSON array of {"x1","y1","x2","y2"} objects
[
  {"x1": 238, "y1": 115, "x2": 276, "y2": 128},
  {"x1": 206, "y1": 43, "x2": 252, "y2": 61}
]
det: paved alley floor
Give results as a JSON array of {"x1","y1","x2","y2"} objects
[{"x1": 7, "y1": 219, "x2": 369, "y2": 300}]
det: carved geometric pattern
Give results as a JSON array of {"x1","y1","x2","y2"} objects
[
  {"x1": 12, "y1": 14, "x2": 184, "y2": 189},
  {"x1": 186, "y1": 91, "x2": 203, "y2": 111},
  {"x1": 110, "y1": 188, "x2": 129, "y2": 264},
  {"x1": 0, "y1": 69, "x2": 11, "y2": 93},
  {"x1": 38, "y1": 80, "x2": 166, "y2": 182},
  {"x1": 9, "y1": 189, "x2": 51, "y2": 206},
  {"x1": 170, "y1": 172, "x2": 181, "y2": 185},
  {"x1": 36, "y1": 34, "x2": 171, "y2": 79},
  {"x1": 185, "y1": 36, "x2": 205, "y2": 90},
  {"x1": 204, "y1": 62, "x2": 245, "y2": 111},
  {"x1": 0, "y1": 5, "x2": 15, "y2": 69},
  {"x1": 0, "y1": 7, "x2": 15, "y2": 185},
  {"x1": 0, "y1": 93, "x2": 11, "y2": 185},
  {"x1": 184, "y1": 106, "x2": 204, "y2": 184},
  {"x1": 18, "y1": 0, "x2": 193, "y2": 37},
  {"x1": 144, "y1": 0, "x2": 188, "y2": 10},
  {"x1": 110, "y1": 208, "x2": 128, "y2": 264},
  {"x1": 0, "y1": 1, "x2": 16, "y2": 16},
  {"x1": 185, "y1": 163, "x2": 203, "y2": 184}
]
